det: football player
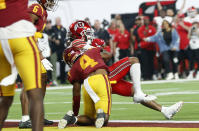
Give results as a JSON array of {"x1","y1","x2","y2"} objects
[
  {"x1": 58, "y1": 46, "x2": 112, "y2": 128},
  {"x1": 19, "y1": 0, "x2": 57, "y2": 128},
  {"x1": 65, "y1": 20, "x2": 183, "y2": 120},
  {"x1": 0, "y1": 0, "x2": 45, "y2": 131}
]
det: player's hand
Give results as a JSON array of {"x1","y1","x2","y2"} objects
[
  {"x1": 41, "y1": 59, "x2": 53, "y2": 71},
  {"x1": 171, "y1": 48, "x2": 177, "y2": 51}
]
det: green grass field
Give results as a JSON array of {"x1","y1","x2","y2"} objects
[{"x1": 6, "y1": 80, "x2": 199, "y2": 121}]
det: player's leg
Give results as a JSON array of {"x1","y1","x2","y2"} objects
[
  {"x1": 0, "y1": 96, "x2": 13, "y2": 129},
  {"x1": 128, "y1": 57, "x2": 156, "y2": 102},
  {"x1": 59, "y1": 74, "x2": 111, "y2": 128},
  {"x1": 111, "y1": 79, "x2": 133, "y2": 96},
  {"x1": 88, "y1": 75, "x2": 111, "y2": 127},
  {"x1": 0, "y1": 86, "x2": 14, "y2": 130},
  {"x1": 11, "y1": 37, "x2": 44, "y2": 131},
  {"x1": 41, "y1": 73, "x2": 47, "y2": 98},
  {"x1": 112, "y1": 79, "x2": 183, "y2": 119},
  {"x1": 19, "y1": 88, "x2": 31, "y2": 128},
  {"x1": 109, "y1": 57, "x2": 156, "y2": 102},
  {"x1": 76, "y1": 87, "x2": 95, "y2": 126},
  {"x1": 41, "y1": 66, "x2": 54, "y2": 125},
  {"x1": 58, "y1": 86, "x2": 95, "y2": 128},
  {"x1": 0, "y1": 41, "x2": 16, "y2": 130}
]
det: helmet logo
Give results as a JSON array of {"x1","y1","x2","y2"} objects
[{"x1": 74, "y1": 22, "x2": 85, "y2": 31}]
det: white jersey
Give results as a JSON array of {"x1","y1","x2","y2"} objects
[
  {"x1": 0, "y1": 20, "x2": 36, "y2": 39},
  {"x1": 38, "y1": 33, "x2": 51, "y2": 58}
]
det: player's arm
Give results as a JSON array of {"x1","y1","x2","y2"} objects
[
  {"x1": 72, "y1": 81, "x2": 81, "y2": 116},
  {"x1": 29, "y1": 13, "x2": 39, "y2": 24},
  {"x1": 100, "y1": 49, "x2": 112, "y2": 63}
]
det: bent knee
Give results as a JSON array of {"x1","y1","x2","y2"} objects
[
  {"x1": 128, "y1": 57, "x2": 139, "y2": 64},
  {"x1": 0, "y1": 96, "x2": 14, "y2": 107}
]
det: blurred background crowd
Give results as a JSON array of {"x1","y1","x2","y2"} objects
[{"x1": 18, "y1": 0, "x2": 199, "y2": 87}]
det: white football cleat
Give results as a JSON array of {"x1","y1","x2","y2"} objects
[
  {"x1": 195, "y1": 72, "x2": 199, "y2": 79},
  {"x1": 174, "y1": 73, "x2": 179, "y2": 80},
  {"x1": 133, "y1": 93, "x2": 157, "y2": 103},
  {"x1": 161, "y1": 101, "x2": 183, "y2": 120},
  {"x1": 166, "y1": 72, "x2": 174, "y2": 80},
  {"x1": 187, "y1": 71, "x2": 194, "y2": 79},
  {"x1": 95, "y1": 109, "x2": 105, "y2": 128}
]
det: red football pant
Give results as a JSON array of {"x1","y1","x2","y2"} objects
[
  {"x1": 111, "y1": 79, "x2": 133, "y2": 97},
  {"x1": 108, "y1": 57, "x2": 133, "y2": 97}
]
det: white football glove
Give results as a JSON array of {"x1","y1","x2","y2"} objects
[
  {"x1": 38, "y1": 33, "x2": 51, "y2": 58},
  {"x1": 41, "y1": 59, "x2": 53, "y2": 71}
]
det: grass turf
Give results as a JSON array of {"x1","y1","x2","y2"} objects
[{"x1": 6, "y1": 80, "x2": 199, "y2": 121}]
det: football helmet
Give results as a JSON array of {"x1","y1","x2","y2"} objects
[
  {"x1": 68, "y1": 20, "x2": 94, "y2": 41},
  {"x1": 63, "y1": 47, "x2": 82, "y2": 67},
  {"x1": 37, "y1": 0, "x2": 58, "y2": 11}
]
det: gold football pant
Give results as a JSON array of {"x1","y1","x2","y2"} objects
[
  {"x1": 0, "y1": 36, "x2": 42, "y2": 96},
  {"x1": 83, "y1": 74, "x2": 111, "y2": 119}
]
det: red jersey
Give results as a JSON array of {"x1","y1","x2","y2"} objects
[
  {"x1": 107, "y1": 28, "x2": 119, "y2": 40},
  {"x1": 68, "y1": 48, "x2": 109, "y2": 83},
  {"x1": 138, "y1": 25, "x2": 156, "y2": 50},
  {"x1": 0, "y1": 0, "x2": 31, "y2": 27},
  {"x1": 114, "y1": 30, "x2": 130, "y2": 49},
  {"x1": 28, "y1": 3, "x2": 48, "y2": 32},
  {"x1": 175, "y1": 21, "x2": 192, "y2": 50}
]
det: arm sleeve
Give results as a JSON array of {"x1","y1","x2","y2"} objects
[{"x1": 146, "y1": 33, "x2": 158, "y2": 43}]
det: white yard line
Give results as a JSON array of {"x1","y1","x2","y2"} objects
[
  {"x1": 141, "y1": 79, "x2": 199, "y2": 84},
  {"x1": 5, "y1": 119, "x2": 199, "y2": 123},
  {"x1": 11, "y1": 101, "x2": 199, "y2": 105},
  {"x1": 15, "y1": 79, "x2": 199, "y2": 92},
  {"x1": 154, "y1": 91, "x2": 199, "y2": 96},
  {"x1": 144, "y1": 88, "x2": 180, "y2": 92}
]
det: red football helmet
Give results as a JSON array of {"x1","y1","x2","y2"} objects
[
  {"x1": 37, "y1": 0, "x2": 58, "y2": 11},
  {"x1": 63, "y1": 47, "x2": 82, "y2": 67},
  {"x1": 68, "y1": 20, "x2": 94, "y2": 41}
]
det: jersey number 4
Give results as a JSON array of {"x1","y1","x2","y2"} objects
[
  {"x1": 80, "y1": 55, "x2": 98, "y2": 70},
  {"x1": 0, "y1": 0, "x2": 6, "y2": 10}
]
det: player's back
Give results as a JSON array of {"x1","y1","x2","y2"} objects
[
  {"x1": 68, "y1": 48, "x2": 109, "y2": 83},
  {"x1": 0, "y1": 0, "x2": 31, "y2": 27}
]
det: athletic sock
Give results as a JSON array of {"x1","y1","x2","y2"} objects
[
  {"x1": 130, "y1": 63, "x2": 144, "y2": 95},
  {"x1": 22, "y1": 115, "x2": 30, "y2": 122},
  {"x1": 161, "y1": 106, "x2": 167, "y2": 113}
]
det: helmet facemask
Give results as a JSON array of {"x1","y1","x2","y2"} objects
[
  {"x1": 81, "y1": 28, "x2": 94, "y2": 41},
  {"x1": 37, "y1": 0, "x2": 59, "y2": 11}
]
